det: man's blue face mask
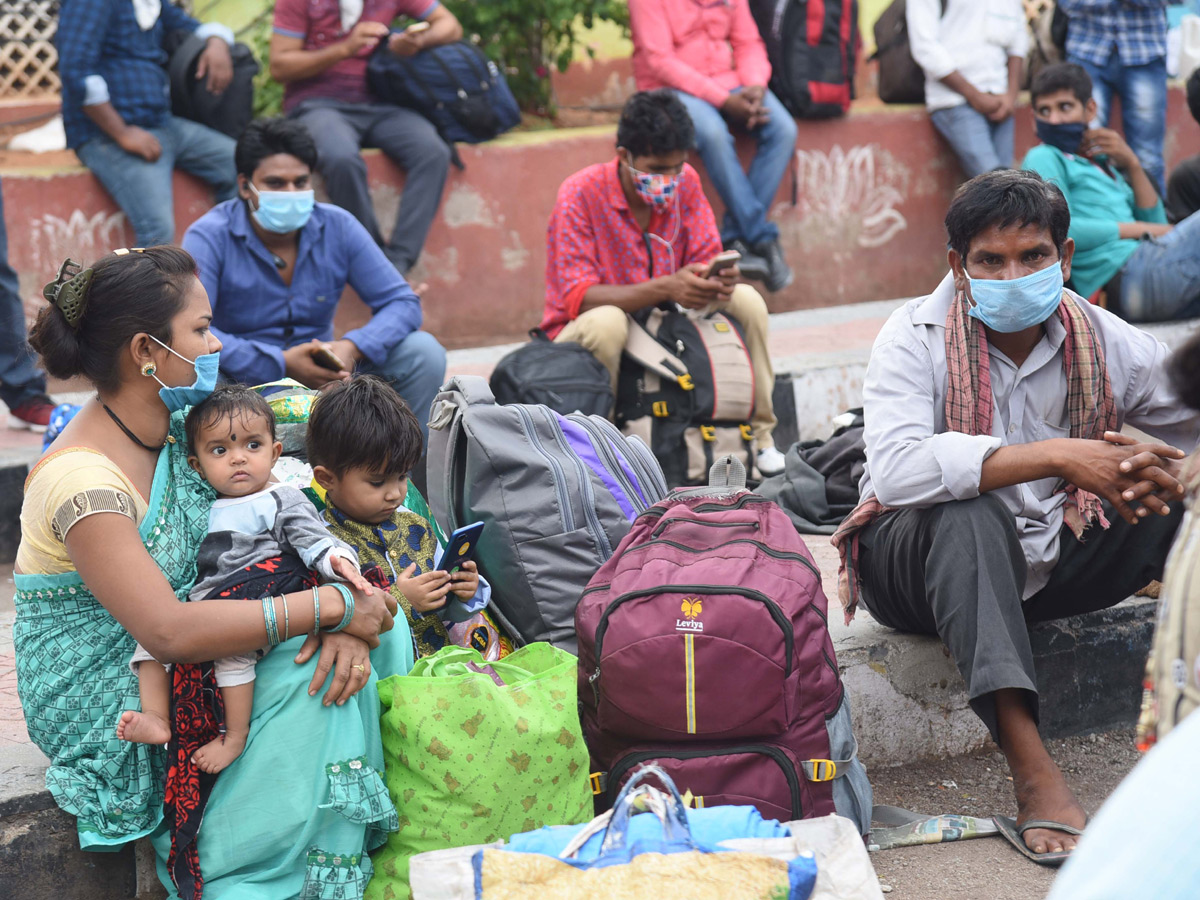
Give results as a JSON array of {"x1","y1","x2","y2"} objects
[{"x1": 964, "y1": 262, "x2": 1066, "y2": 333}]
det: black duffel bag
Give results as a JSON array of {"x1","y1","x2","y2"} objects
[{"x1": 489, "y1": 330, "x2": 614, "y2": 417}]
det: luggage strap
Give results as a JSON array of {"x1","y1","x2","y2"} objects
[
  {"x1": 802, "y1": 757, "x2": 854, "y2": 783},
  {"x1": 623, "y1": 314, "x2": 692, "y2": 386}
]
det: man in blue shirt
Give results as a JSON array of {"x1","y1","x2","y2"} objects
[
  {"x1": 57, "y1": 0, "x2": 239, "y2": 247},
  {"x1": 181, "y1": 118, "x2": 446, "y2": 441},
  {"x1": 1059, "y1": 0, "x2": 1169, "y2": 193}
]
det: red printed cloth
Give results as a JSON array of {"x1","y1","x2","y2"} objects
[
  {"x1": 273, "y1": 0, "x2": 439, "y2": 111},
  {"x1": 831, "y1": 289, "x2": 1117, "y2": 624},
  {"x1": 541, "y1": 159, "x2": 722, "y2": 338}
]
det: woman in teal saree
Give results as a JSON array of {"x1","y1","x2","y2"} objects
[{"x1": 14, "y1": 247, "x2": 412, "y2": 898}]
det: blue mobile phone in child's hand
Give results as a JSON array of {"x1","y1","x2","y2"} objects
[{"x1": 435, "y1": 522, "x2": 485, "y2": 574}]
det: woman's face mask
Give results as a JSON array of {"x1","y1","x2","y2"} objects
[
  {"x1": 148, "y1": 335, "x2": 219, "y2": 412},
  {"x1": 248, "y1": 182, "x2": 315, "y2": 234},
  {"x1": 964, "y1": 262, "x2": 1066, "y2": 333}
]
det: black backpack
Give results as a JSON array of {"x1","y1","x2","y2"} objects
[
  {"x1": 367, "y1": 41, "x2": 521, "y2": 148},
  {"x1": 489, "y1": 330, "x2": 614, "y2": 417},
  {"x1": 871, "y1": 0, "x2": 945, "y2": 105},
  {"x1": 616, "y1": 306, "x2": 757, "y2": 488},
  {"x1": 165, "y1": 32, "x2": 259, "y2": 139},
  {"x1": 749, "y1": 0, "x2": 859, "y2": 119}
]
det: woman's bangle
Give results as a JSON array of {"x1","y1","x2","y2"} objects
[
  {"x1": 281, "y1": 594, "x2": 290, "y2": 642},
  {"x1": 262, "y1": 595, "x2": 280, "y2": 646},
  {"x1": 311, "y1": 585, "x2": 321, "y2": 635},
  {"x1": 327, "y1": 583, "x2": 355, "y2": 633}
]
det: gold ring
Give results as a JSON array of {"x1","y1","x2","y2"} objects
[{"x1": 352, "y1": 664, "x2": 366, "y2": 673}]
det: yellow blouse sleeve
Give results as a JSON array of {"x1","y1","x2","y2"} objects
[{"x1": 17, "y1": 448, "x2": 150, "y2": 576}]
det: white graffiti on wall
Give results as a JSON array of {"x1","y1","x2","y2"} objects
[
  {"x1": 788, "y1": 144, "x2": 909, "y2": 249},
  {"x1": 30, "y1": 209, "x2": 130, "y2": 272}
]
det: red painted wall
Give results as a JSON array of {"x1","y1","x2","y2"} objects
[{"x1": 3, "y1": 88, "x2": 1196, "y2": 349}]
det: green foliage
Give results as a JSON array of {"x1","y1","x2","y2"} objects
[
  {"x1": 243, "y1": 6, "x2": 284, "y2": 119},
  {"x1": 225, "y1": 0, "x2": 629, "y2": 120},
  {"x1": 444, "y1": 0, "x2": 629, "y2": 116}
]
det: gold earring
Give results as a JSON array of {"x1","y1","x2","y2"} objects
[{"x1": 141, "y1": 362, "x2": 156, "y2": 377}]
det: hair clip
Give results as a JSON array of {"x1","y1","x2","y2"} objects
[
  {"x1": 112, "y1": 247, "x2": 146, "y2": 256},
  {"x1": 42, "y1": 258, "x2": 94, "y2": 329}
]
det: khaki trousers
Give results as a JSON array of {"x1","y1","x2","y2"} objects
[{"x1": 554, "y1": 284, "x2": 777, "y2": 446}]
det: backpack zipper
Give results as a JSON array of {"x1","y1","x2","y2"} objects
[
  {"x1": 544, "y1": 408, "x2": 612, "y2": 558},
  {"x1": 626, "y1": 537, "x2": 820, "y2": 579},
  {"x1": 650, "y1": 517, "x2": 760, "y2": 539},
  {"x1": 515, "y1": 405, "x2": 575, "y2": 534},
  {"x1": 568, "y1": 414, "x2": 649, "y2": 516},
  {"x1": 606, "y1": 744, "x2": 803, "y2": 819},
  {"x1": 590, "y1": 583, "x2": 794, "y2": 699}
]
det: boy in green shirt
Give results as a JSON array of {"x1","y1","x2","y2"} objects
[{"x1": 1021, "y1": 63, "x2": 1199, "y2": 323}]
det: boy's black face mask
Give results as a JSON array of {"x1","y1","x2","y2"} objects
[{"x1": 1036, "y1": 119, "x2": 1087, "y2": 155}]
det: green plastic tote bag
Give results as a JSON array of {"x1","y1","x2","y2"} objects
[{"x1": 368, "y1": 643, "x2": 592, "y2": 900}]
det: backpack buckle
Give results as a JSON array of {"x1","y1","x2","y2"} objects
[
  {"x1": 699, "y1": 425, "x2": 717, "y2": 442},
  {"x1": 677, "y1": 374, "x2": 694, "y2": 391},
  {"x1": 589, "y1": 772, "x2": 607, "y2": 796},
  {"x1": 807, "y1": 759, "x2": 837, "y2": 782},
  {"x1": 652, "y1": 400, "x2": 670, "y2": 417},
  {"x1": 739, "y1": 424, "x2": 753, "y2": 443}
]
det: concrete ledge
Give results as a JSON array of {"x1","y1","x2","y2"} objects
[{"x1": 833, "y1": 596, "x2": 1156, "y2": 768}]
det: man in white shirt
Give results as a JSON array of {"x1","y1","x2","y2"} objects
[
  {"x1": 907, "y1": 0, "x2": 1028, "y2": 178},
  {"x1": 834, "y1": 169, "x2": 1198, "y2": 863}
]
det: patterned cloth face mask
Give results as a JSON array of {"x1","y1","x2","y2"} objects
[{"x1": 626, "y1": 161, "x2": 681, "y2": 209}]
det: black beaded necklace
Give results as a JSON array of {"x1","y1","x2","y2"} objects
[{"x1": 100, "y1": 401, "x2": 172, "y2": 452}]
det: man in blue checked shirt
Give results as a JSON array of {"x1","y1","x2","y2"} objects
[
  {"x1": 1059, "y1": 0, "x2": 1169, "y2": 194},
  {"x1": 181, "y1": 118, "x2": 446, "y2": 444},
  {"x1": 56, "y1": 0, "x2": 239, "y2": 246}
]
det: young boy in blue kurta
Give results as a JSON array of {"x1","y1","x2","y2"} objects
[{"x1": 307, "y1": 376, "x2": 489, "y2": 658}]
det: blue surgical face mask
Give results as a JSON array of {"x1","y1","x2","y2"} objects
[
  {"x1": 965, "y1": 262, "x2": 1065, "y2": 333},
  {"x1": 249, "y1": 183, "x2": 315, "y2": 234},
  {"x1": 1035, "y1": 119, "x2": 1086, "y2": 156},
  {"x1": 149, "y1": 335, "x2": 220, "y2": 412}
]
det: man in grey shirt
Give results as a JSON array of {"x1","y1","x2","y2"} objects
[{"x1": 836, "y1": 170, "x2": 1199, "y2": 863}]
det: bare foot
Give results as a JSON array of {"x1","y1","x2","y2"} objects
[
  {"x1": 117, "y1": 709, "x2": 171, "y2": 745},
  {"x1": 1012, "y1": 760, "x2": 1088, "y2": 854},
  {"x1": 191, "y1": 731, "x2": 247, "y2": 774}
]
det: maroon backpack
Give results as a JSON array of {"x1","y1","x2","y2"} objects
[{"x1": 576, "y1": 464, "x2": 871, "y2": 832}]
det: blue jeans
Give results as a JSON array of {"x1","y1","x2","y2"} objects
[
  {"x1": 928, "y1": 104, "x2": 1015, "y2": 179},
  {"x1": 1118, "y1": 211, "x2": 1200, "y2": 322},
  {"x1": 75, "y1": 115, "x2": 237, "y2": 247},
  {"x1": 0, "y1": 177, "x2": 46, "y2": 409},
  {"x1": 1071, "y1": 54, "x2": 1167, "y2": 195},
  {"x1": 674, "y1": 88, "x2": 798, "y2": 246},
  {"x1": 357, "y1": 330, "x2": 447, "y2": 446}
]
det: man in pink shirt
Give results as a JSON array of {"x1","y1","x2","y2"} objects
[
  {"x1": 544, "y1": 90, "x2": 786, "y2": 476},
  {"x1": 269, "y1": 0, "x2": 462, "y2": 275},
  {"x1": 629, "y1": 0, "x2": 797, "y2": 292}
]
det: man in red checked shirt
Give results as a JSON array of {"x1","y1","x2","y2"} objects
[
  {"x1": 269, "y1": 0, "x2": 462, "y2": 275},
  {"x1": 542, "y1": 90, "x2": 786, "y2": 476}
]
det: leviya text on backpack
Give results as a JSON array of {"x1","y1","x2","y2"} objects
[
  {"x1": 576, "y1": 457, "x2": 873, "y2": 834},
  {"x1": 749, "y1": 0, "x2": 860, "y2": 118}
]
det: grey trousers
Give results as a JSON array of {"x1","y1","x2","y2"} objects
[
  {"x1": 858, "y1": 493, "x2": 1182, "y2": 740},
  {"x1": 292, "y1": 99, "x2": 451, "y2": 273}
]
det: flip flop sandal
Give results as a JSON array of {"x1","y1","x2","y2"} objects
[{"x1": 993, "y1": 816, "x2": 1085, "y2": 867}]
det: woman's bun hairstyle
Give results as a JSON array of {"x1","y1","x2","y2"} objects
[{"x1": 30, "y1": 246, "x2": 198, "y2": 393}]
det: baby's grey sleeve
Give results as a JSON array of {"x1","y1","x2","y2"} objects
[{"x1": 273, "y1": 487, "x2": 359, "y2": 576}]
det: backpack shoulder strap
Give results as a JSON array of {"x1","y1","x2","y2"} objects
[{"x1": 622, "y1": 314, "x2": 691, "y2": 385}]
